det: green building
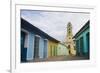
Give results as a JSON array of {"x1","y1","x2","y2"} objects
[{"x1": 73, "y1": 20, "x2": 90, "y2": 59}]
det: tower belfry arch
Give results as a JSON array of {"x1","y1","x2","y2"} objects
[{"x1": 65, "y1": 22, "x2": 76, "y2": 56}]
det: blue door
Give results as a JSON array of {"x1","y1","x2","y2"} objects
[{"x1": 21, "y1": 31, "x2": 27, "y2": 62}]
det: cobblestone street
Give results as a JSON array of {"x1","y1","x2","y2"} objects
[
  {"x1": 47, "y1": 56, "x2": 89, "y2": 61},
  {"x1": 27, "y1": 55, "x2": 89, "y2": 63}
]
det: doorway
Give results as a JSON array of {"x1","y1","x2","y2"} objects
[
  {"x1": 21, "y1": 31, "x2": 27, "y2": 62},
  {"x1": 34, "y1": 36, "x2": 40, "y2": 59}
]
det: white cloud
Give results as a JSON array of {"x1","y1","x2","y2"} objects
[{"x1": 21, "y1": 10, "x2": 89, "y2": 42}]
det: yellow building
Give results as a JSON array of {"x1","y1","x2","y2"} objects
[{"x1": 48, "y1": 40, "x2": 59, "y2": 57}]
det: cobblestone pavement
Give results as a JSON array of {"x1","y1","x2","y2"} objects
[
  {"x1": 46, "y1": 56, "x2": 89, "y2": 61},
  {"x1": 27, "y1": 55, "x2": 89, "y2": 63}
]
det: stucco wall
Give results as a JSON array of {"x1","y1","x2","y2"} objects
[
  {"x1": 75, "y1": 28, "x2": 89, "y2": 54},
  {"x1": 22, "y1": 28, "x2": 48, "y2": 61},
  {"x1": 57, "y1": 44, "x2": 69, "y2": 56},
  {"x1": 48, "y1": 40, "x2": 58, "y2": 57},
  {"x1": 27, "y1": 32, "x2": 34, "y2": 60}
]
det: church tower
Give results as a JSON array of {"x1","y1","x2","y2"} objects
[{"x1": 65, "y1": 22, "x2": 76, "y2": 56}]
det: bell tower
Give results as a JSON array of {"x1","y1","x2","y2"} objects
[
  {"x1": 67, "y1": 22, "x2": 73, "y2": 38},
  {"x1": 65, "y1": 22, "x2": 76, "y2": 56}
]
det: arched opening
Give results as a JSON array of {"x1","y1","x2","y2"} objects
[{"x1": 68, "y1": 45, "x2": 71, "y2": 54}]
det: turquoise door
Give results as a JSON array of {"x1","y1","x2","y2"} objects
[
  {"x1": 86, "y1": 32, "x2": 90, "y2": 57},
  {"x1": 80, "y1": 37, "x2": 84, "y2": 56},
  {"x1": 21, "y1": 31, "x2": 27, "y2": 62}
]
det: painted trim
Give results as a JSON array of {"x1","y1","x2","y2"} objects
[
  {"x1": 21, "y1": 28, "x2": 29, "y2": 34},
  {"x1": 35, "y1": 34, "x2": 41, "y2": 38},
  {"x1": 21, "y1": 28, "x2": 29, "y2": 49}
]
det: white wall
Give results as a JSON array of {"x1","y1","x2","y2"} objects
[
  {"x1": 0, "y1": 0, "x2": 100, "y2": 73},
  {"x1": 57, "y1": 44, "x2": 69, "y2": 56}
]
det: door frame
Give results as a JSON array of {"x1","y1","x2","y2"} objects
[{"x1": 21, "y1": 29, "x2": 29, "y2": 62}]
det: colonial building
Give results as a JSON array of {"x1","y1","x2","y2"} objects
[
  {"x1": 21, "y1": 18, "x2": 59, "y2": 62},
  {"x1": 57, "y1": 43, "x2": 69, "y2": 56},
  {"x1": 73, "y1": 20, "x2": 90, "y2": 58},
  {"x1": 48, "y1": 41, "x2": 69, "y2": 57},
  {"x1": 64, "y1": 22, "x2": 76, "y2": 56},
  {"x1": 48, "y1": 40, "x2": 59, "y2": 57},
  {"x1": 21, "y1": 18, "x2": 75, "y2": 62}
]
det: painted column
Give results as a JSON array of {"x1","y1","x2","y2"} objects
[
  {"x1": 44, "y1": 39, "x2": 48, "y2": 59},
  {"x1": 83, "y1": 33, "x2": 87, "y2": 54},
  {"x1": 27, "y1": 32, "x2": 34, "y2": 61},
  {"x1": 39, "y1": 37, "x2": 44, "y2": 59}
]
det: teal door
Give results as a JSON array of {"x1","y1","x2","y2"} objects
[
  {"x1": 86, "y1": 32, "x2": 90, "y2": 57},
  {"x1": 79, "y1": 37, "x2": 84, "y2": 56},
  {"x1": 21, "y1": 31, "x2": 27, "y2": 62}
]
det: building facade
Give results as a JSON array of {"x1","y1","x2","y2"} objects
[
  {"x1": 48, "y1": 40, "x2": 59, "y2": 57},
  {"x1": 21, "y1": 18, "x2": 59, "y2": 62},
  {"x1": 21, "y1": 18, "x2": 73, "y2": 62},
  {"x1": 57, "y1": 43, "x2": 69, "y2": 56},
  {"x1": 48, "y1": 41, "x2": 69, "y2": 57},
  {"x1": 73, "y1": 20, "x2": 90, "y2": 58}
]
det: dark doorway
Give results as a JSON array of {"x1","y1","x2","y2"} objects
[
  {"x1": 68, "y1": 45, "x2": 71, "y2": 54},
  {"x1": 86, "y1": 32, "x2": 90, "y2": 58},
  {"x1": 21, "y1": 31, "x2": 27, "y2": 62},
  {"x1": 76, "y1": 40, "x2": 80, "y2": 56},
  {"x1": 34, "y1": 36, "x2": 40, "y2": 59},
  {"x1": 43, "y1": 40, "x2": 47, "y2": 58},
  {"x1": 80, "y1": 37, "x2": 84, "y2": 56}
]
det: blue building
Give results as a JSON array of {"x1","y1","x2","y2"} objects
[
  {"x1": 73, "y1": 20, "x2": 90, "y2": 58},
  {"x1": 21, "y1": 18, "x2": 59, "y2": 62}
]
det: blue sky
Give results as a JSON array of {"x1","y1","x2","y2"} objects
[{"x1": 21, "y1": 10, "x2": 90, "y2": 42}]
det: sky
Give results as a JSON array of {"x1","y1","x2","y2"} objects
[{"x1": 21, "y1": 10, "x2": 90, "y2": 42}]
